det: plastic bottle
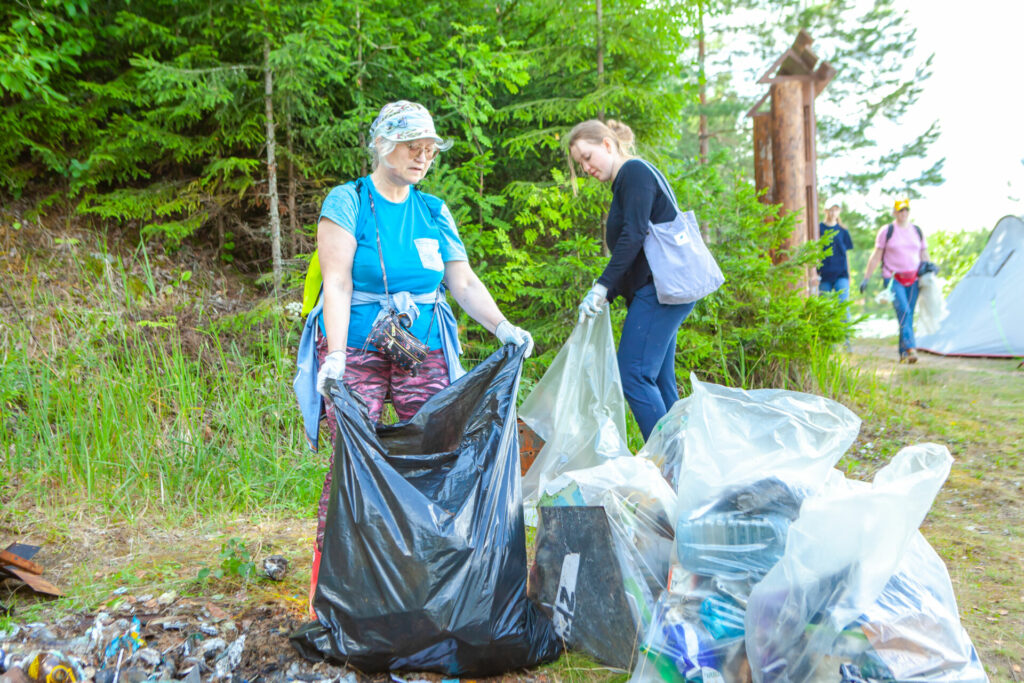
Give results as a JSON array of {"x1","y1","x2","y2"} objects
[
  {"x1": 25, "y1": 651, "x2": 78, "y2": 683},
  {"x1": 676, "y1": 510, "x2": 792, "y2": 581}
]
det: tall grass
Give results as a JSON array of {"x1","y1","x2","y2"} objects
[{"x1": 1, "y1": 239, "x2": 321, "y2": 522}]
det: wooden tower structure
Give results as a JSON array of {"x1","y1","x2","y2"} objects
[{"x1": 747, "y1": 31, "x2": 835, "y2": 291}]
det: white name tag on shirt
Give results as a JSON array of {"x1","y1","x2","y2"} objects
[{"x1": 414, "y1": 238, "x2": 444, "y2": 271}]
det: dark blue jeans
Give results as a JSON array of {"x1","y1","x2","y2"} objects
[
  {"x1": 618, "y1": 283, "x2": 695, "y2": 441},
  {"x1": 818, "y1": 276, "x2": 850, "y2": 303},
  {"x1": 884, "y1": 278, "x2": 919, "y2": 355}
]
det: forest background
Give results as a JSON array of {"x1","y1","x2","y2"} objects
[
  {"x1": 1, "y1": 0, "x2": 1001, "y2": 515},
  {"x1": 3, "y1": 0, "x2": 1022, "y2": 678}
]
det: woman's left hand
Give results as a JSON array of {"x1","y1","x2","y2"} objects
[{"x1": 495, "y1": 320, "x2": 534, "y2": 357}]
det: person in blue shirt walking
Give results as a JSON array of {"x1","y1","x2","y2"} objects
[
  {"x1": 306, "y1": 100, "x2": 532, "y2": 618},
  {"x1": 817, "y1": 203, "x2": 854, "y2": 304}
]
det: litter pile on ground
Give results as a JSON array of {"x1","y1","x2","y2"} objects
[
  {"x1": 0, "y1": 595, "x2": 340, "y2": 682},
  {"x1": 519, "y1": 315, "x2": 988, "y2": 682},
  {"x1": 3, "y1": 314, "x2": 989, "y2": 682}
]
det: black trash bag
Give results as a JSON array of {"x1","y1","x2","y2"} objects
[{"x1": 290, "y1": 345, "x2": 562, "y2": 676}]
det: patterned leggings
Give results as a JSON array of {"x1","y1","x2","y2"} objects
[{"x1": 314, "y1": 335, "x2": 450, "y2": 550}]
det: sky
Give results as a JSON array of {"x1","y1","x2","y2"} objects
[{"x1": 870, "y1": 0, "x2": 1024, "y2": 233}]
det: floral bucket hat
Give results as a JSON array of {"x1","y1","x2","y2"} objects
[{"x1": 369, "y1": 101, "x2": 453, "y2": 151}]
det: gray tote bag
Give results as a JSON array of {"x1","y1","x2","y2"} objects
[{"x1": 639, "y1": 160, "x2": 724, "y2": 305}]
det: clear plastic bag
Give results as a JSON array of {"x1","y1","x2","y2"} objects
[
  {"x1": 745, "y1": 444, "x2": 986, "y2": 683},
  {"x1": 852, "y1": 533, "x2": 988, "y2": 682},
  {"x1": 631, "y1": 377, "x2": 863, "y2": 683},
  {"x1": 915, "y1": 272, "x2": 948, "y2": 336},
  {"x1": 520, "y1": 309, "x2": 631, "y2": 505},
  {"x1": 638, "y1": 396, "x2": 692, "y2": 490},
  {"x1": 538, "y1": 457, "x2": 679, "y2": 630},
  {"x1": 671, "y1": 375, "x2": 861, "y2": 513}
]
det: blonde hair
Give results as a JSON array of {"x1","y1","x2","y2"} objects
[
  {"x1": 565, "y1": 119, "x2": 635, "y2": 191},
  {"x1": 567, "y1": 119, "x2": 635, "y2": 156}
]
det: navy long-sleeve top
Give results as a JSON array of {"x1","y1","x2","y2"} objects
[
  {"x1": 817, "y1": 222, "x2": 854, "y2": 282},
  {"x1": 596, "y1": 159, "x2": 676, "y2": 304}
]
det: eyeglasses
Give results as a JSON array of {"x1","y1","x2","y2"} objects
[{"x1": 404, "y1": 142, "x2": 439, "y2": 160}]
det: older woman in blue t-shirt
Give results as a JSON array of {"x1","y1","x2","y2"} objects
[
  {"x1": 307, "y1": 101, "x2": 532, "y2": 615},
  {"x1": 316, "y1": 101, "x2": 532, "y2": 411}
]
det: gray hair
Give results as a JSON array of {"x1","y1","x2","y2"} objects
[{"x1": 369, "y1": 137, "x2": 399, "y2": 171}]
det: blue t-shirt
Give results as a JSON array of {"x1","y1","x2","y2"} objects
[
  {"x1": 818, "y1": 222, "x2": 854, "y2": 282},
  {"x1": 319, "y1": 177, "x2": 468, "y2": 350}
]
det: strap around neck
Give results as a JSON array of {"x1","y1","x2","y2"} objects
[{"x1": 363, "y1": 182, "x2": 391, "y2": 305}]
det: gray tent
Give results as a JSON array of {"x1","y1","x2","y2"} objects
[{"x1": 918, "y1": 215, "x2": 1024, "y2": 357}]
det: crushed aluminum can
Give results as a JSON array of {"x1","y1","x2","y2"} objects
[
  {"x1": 213, "y1": 636, "x2": 244, "y2": 679},
  {"x1": 262, "y1": 555, "x2": 289, "y2": 581}
]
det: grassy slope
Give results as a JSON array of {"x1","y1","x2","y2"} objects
[{"x1": 2, "y1": 221, "x2": 1022, "y2": 680}]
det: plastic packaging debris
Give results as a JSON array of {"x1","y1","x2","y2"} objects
[
  {"x1": 291, "y1": 344, "x2": 561, "y2": 675},
  {"x1": 102, "y1": 617, "x2": 144, "y2": 663},
  {"x1": 156, "y1": 590, "x2": 177, "y2": 606},
  {"x1": 519, "y1": 310, "x2": 631, "y2": 506},
  {"x1": 675, "y1": 476, "x2": 811, "y2": 599},
  {"x1": 262, "y1": 554, "x2": 289, "y2": 581},
  {"x1": 633, "y1": 589, "x2": 747, "y2": 683},
  {"x1": 746, "y1": 444, "x2": 987, "y2": 683},
  {"x1": 198, "y1": 638, "x2": 227, "y2": 660},
  {"x1": 182, "y1": 666, "x2": 202, "y2": 683},
  {"x1": 213, "y1": 635, "x2": 245, "y2": 679},
  {"x1": 130, "y1": 646, "x2": 161, "y2": 668}
]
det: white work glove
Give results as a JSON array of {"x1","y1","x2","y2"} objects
[
  {"x1": 495, "y1": 320, "x2": 534, "y2": 358},
  {"x1": 316, "y1": 350, "x2": 347, "y2": 399},
  {"x1": 578, "y1": 283, "x2": 608, "y2": 323}
]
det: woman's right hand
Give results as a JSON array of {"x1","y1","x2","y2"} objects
[
  {"x1": 317, "y1": 351, "x2": 347, "y2": 399},
  {"x1": 578, "y1": 283, "x2": 608, "y2": 322}
]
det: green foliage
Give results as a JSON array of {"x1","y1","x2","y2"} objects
[
  {"x1": 925, "y1": 229, "x2": 989, "y2": 295},
  {"x1": 669, "y1": 155, "x2": 849, "y2": 388},
  {"x1": 3, "y1": 0, "x2": 854, "y2": 393},
  {"x1": 1, "y1": 239, "x2": 318, "y2": 518},
  {"x1": 691, "y1": 0, "x2": 943, "y2": 199},
  {"x1": 198, "y1": 538, "x2": 256, "y2": 581}
]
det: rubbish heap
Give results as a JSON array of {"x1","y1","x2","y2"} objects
[{"x1": 520, "y1": 312, "x2": 988, "y2": 682}]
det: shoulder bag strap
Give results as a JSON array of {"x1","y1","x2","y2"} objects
[
  {"x1": 637, "y1": 159, "x2": 680, "y2": 213},
  {"x1": 366, "y1": 183, "x2": 443, "y2": 336},
  {"x1": 881, "y1": 223, "x2": 895, "y2": 277},
  {"x1": 364, "y1": 189, "x2": 392, "y2": 309}
]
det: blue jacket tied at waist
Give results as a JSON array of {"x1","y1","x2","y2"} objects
[{"x1": 293, "y1": 288, "x2": 465, "y2": 450}]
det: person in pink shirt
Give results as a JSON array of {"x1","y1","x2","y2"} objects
[{"x1": 859, "y1": 198, "x2": 930, "y2": 363}]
